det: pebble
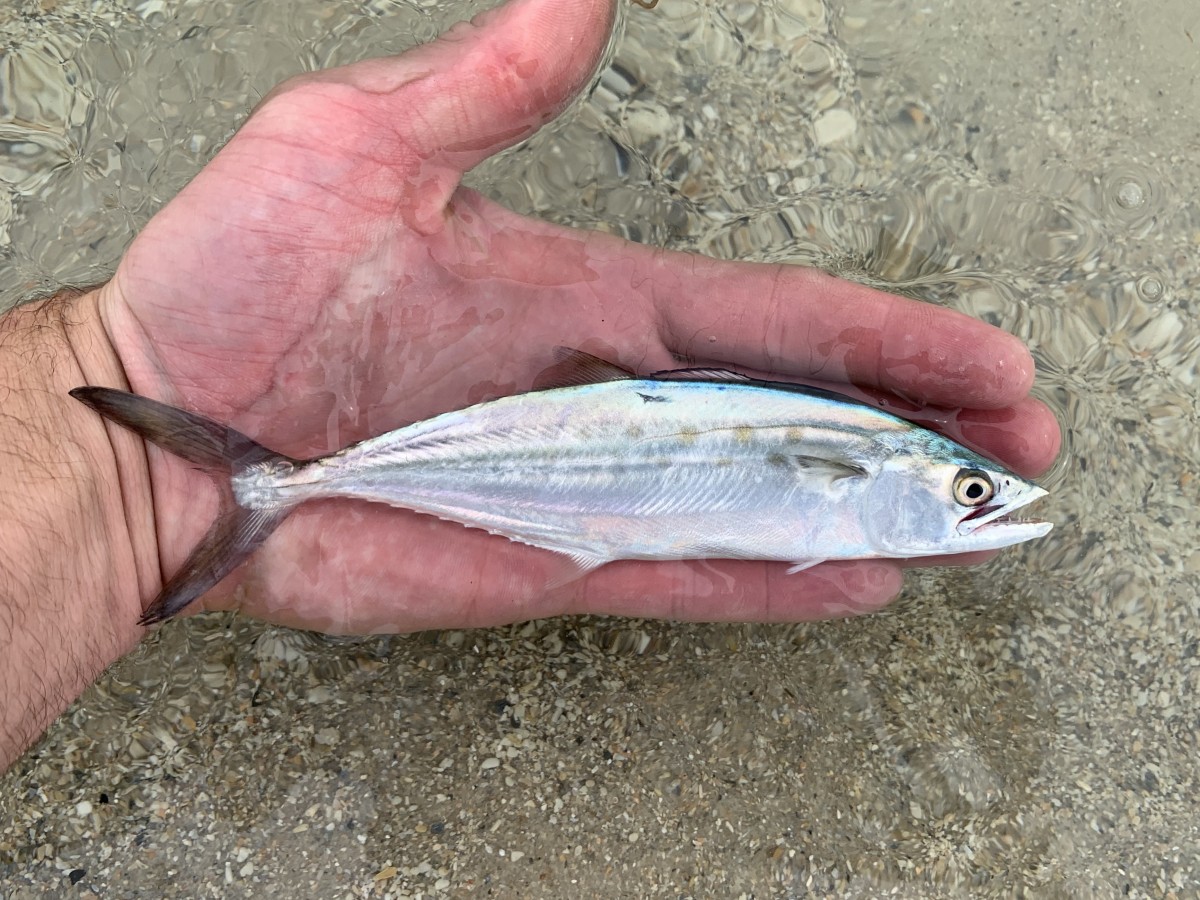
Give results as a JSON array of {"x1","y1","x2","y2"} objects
[{"x1": 813, "y1": 108, "x2": 857, "y2": 145}]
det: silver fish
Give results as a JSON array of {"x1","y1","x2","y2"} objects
[{"x1": 70, "y1": 350, "x2": 1051, "y2": 625}]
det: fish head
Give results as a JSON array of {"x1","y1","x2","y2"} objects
[{"x1": 864, "y1": 455, "x2": 1052, "y2": 557}]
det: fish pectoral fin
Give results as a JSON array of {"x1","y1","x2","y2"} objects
[
  {"x1": 788, "y1": 454, "x2": 868, "y2": 481},
  {"x1": 786, "y1": 559, "x2": 826, "y2": 574}
]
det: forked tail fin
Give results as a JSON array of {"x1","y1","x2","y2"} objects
[{"x1": 69, "y1": 387, "x2": 299, "y2": 626}]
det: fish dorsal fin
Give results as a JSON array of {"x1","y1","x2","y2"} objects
[
  {"x1": 540, "y1": 353, "x2": 882, "y2": 419},
  {"x1": 648, "y1": 366, "x2": 752, "y2": 383},
  {"x1": 535, "y1": 348, "x2": 636, "y2": 390},
  {"x1": 652, "y1": 366, "x2": 886, "y2": 413}
]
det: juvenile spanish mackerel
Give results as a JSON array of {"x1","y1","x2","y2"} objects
[{"x1": 71, "y1": 350, "x2": 1051, "y2": 625}]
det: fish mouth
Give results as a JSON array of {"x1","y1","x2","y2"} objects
[{"x1": 956, "y1": 486, "x2": 1052, "y2": 542}]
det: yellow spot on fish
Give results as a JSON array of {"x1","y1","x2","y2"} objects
[
  {"x1": 785, "y1": 427, "x2": 804, "y2": 443},
  {"x1": 734, "y1": 426, "x2": 754, "y2": 444},
  {"x1": 678, "y1": 426, "x2": 698, "y2": 445}
]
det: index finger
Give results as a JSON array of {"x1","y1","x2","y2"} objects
[{"x1": 650, "y1": 254, "x2": 1036, "y2": 410}]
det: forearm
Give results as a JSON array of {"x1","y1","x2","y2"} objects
[{"x1": 0, "y1": 290, "x2": 154, "y2": 773}]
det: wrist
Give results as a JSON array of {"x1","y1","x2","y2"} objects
[{"x1": 0, "y1": 289, "x2": 156, "y2": 771}]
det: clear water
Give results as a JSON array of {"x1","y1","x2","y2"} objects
[{"x1": 2, "y1": 0, "x2": 1198, "y2": 896}]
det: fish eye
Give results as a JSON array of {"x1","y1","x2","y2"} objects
[{"x1": 953, "y1": 469, "x2": 994, "y2": 506}]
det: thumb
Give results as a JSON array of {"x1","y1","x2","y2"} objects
[
  {"x1": 269, "y1": 0, "x2": 618, "y2": 234},
  {"x1": 400, "y1": 0, "x2": 618, "y2": 170}
]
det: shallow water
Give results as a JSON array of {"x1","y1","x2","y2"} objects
[{"x1": 2, "y1": 0, "x2": 1199, "y2": 896}]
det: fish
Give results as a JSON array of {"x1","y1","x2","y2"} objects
[{"x1": 70, "y1": 349, "x2": 1051, "y2": 626}]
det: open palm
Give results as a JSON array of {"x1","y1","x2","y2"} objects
[{"x1": 94, "y1": 0, "x2": 1058, "y2": 633}]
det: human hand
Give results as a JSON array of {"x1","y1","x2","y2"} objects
[{"x1": 90, "y1": 0, "x2": 1059, "y2": 633}]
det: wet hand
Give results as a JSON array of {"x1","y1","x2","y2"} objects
[{"x1": 93, "y1": 0, "x2": 1060, "y2": 632}]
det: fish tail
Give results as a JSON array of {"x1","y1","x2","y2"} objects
[{"x1": 69, "y1": 386, "x2": 298, "y2": 626}]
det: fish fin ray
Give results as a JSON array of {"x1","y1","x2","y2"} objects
[
  {"x1": 564, "y1": 549, "x2": 608, "y2": 571},
  {"x1": 69, "y1": 386, "x2": 296, "y2": 471},
  {"x1": 534, "y1": 348, "x2": 635, "y2": 390},
  {"x1": 788, "y1": 454, "x2": 869, "y2": 480},
  {"x1": 139, "y1": 506, "x2": 290, "y2": 625},
  {"x1": 541, "y1": 548, "x2": 609, "y2": 591},
  {"x1": 786, "y1": 559, "x2": 825, "y2": 574},
  {"x1": 647, "y1": 368, "x2": 885, "y2": 412},
  {"x1": 647, "y1": 366, "x2": 752, "y2": 382},
  {"x1": 71, "y1": 386, "x2": 300, "y2": 624}
]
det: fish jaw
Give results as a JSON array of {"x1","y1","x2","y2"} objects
[{"x1": 954, "y1": 483, "x2": 1052, "y2": 550}]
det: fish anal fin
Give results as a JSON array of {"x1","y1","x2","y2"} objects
[
  {"x1": 534, "y1": 348, "x2": 635, "y2": 390},
  {"x1": 541, "y1": 548, "x2": 610, "y2": 591}
]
